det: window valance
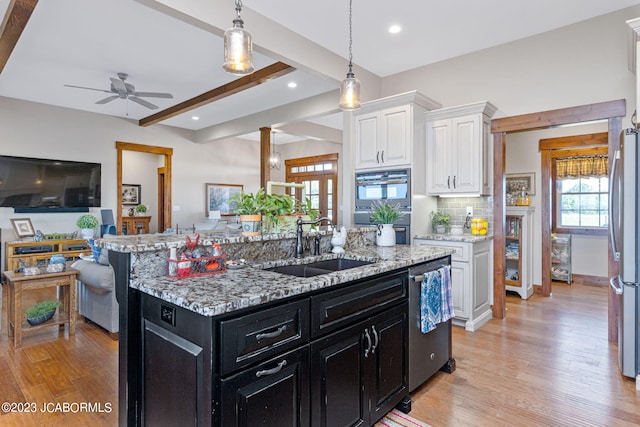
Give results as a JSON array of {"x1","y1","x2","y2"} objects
[{"x1": 555, "y1": 155, "x2": 608, "y2": 179}]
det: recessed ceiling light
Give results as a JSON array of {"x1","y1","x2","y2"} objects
[
  {"x1": 288, "y1": 82, "x2": 297, "y2": 88},
  {"x1": 389, "y1": 25, "x2": 402, "y2": 34},
  {"x1": 192, "y1": 116, "x2": 199, "y2": 120}
]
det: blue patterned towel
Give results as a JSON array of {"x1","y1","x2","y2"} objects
[
  {"x1": 439, "y1": 265, "x2": 454, "y2": 322},
  {"x1": 420, "y1": 266, "x2": 454, "y2": 333}
]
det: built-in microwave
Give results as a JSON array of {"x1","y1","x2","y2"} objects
[{"x1": 354, "y1": 168, "x2": 411, "y2": 210}]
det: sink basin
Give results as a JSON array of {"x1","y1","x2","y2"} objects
[
  {"x1": 266, "y1": 265, "x2": 332, "y2": 278},
  {"x1": 265, "y1": 258, "x2": 374, "y2": 277}
]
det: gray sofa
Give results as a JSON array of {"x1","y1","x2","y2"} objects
[{"x1": 71, "y1": 250, "x2": 118, "y2": 339}]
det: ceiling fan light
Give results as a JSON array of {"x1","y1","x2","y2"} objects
[
  {"x1": 339, "y1": 72, "x2": 361, "y2": 110},
  {"x1": 223, "y1": 3, "x2": 254, "y2": 75}
]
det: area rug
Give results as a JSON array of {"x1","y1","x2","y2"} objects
[{"x1": 374, "y1": 409, "x2": 431, "y2": 427}]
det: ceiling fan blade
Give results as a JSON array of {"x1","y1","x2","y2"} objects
[
  {"x1": 95, "y1": 95, "x2": 120, "y2": 105},
  {"x1": 64, "y1": 84, "x2": 112, "y2": 93},
  {"x1": 129, "y1": 96, "x2": 158, "y2": 110},
  {"x1": 132, "y1": 91, "x2": 173, "y2": 99},
  {"x1": 110, "y1": 77, "x2": 127, "y2": 93}
]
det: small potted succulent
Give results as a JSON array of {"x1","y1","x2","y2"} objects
[
  {"x1": 26, "y1": 300, "x2": 61, "y2": 326},
  {"x1": 77, "y1": 214, "x2": 99, "y2": 239},
  {"x1": 230, "y1": 188, "x2": 266, "y2": 236},
  {"x1": 135, "y1": 204, "x2": 148, "y2": 215},
  {"x1": 370, "y1": 200, "x2": 404, "y2": 246},
  {"x1": 431, "y1": 211, "x2": 451, "y2": 234}
]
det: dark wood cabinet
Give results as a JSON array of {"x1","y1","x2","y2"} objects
[
  {"x1": 311, "y1": 303, "x2": 407, "y2": 427},
  {"x1": 141, "y1": 295, "x2": 213, "y2": 427},
  {"x1": 218, "y1": 346, "x2": 310, "y2": 427}
]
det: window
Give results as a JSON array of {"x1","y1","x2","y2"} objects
[
  {"x1": 553, "y1": 153, "x2": 608, "y2": 235},
  {"x1": 285, "y1": 153, "x2": 339, "y2": 223}
]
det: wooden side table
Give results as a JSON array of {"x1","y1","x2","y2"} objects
[{"x1": 3, "y1": 268, "x2": 78, "y2": 348}]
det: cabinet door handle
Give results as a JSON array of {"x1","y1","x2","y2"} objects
[
  {"x1": 453, "y1": 175, "x2": 456, "y2": 189},
  {"x1": 255, "y1": 325, "x2": 287, "y2": 341},
  {"x1": 255, "y1": 359, "x2": 287, "y2": 377},
  {"x1": 381, "y1": 151, "x2": 384, "y2": 163},
  {"x1": 371, "y1": 325, "x2": 379, "y2": 354},
  {"x1": 376, "y1": 151, "x2": 380, "y2": 163},
  {"x1": 364, "y1": 328, "x2": 372, "y2": 358},
  {"x1": 447, "y1": 176, "x2": 451, "y2": 189}
]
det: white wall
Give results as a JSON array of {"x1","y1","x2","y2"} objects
[{"x1": 0, "y1": 97, "x2": 259, "y2": 270}]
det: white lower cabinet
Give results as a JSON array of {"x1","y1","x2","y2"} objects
[{"x1": 413, "y1": 238, "x2": 493, "y2": 331}]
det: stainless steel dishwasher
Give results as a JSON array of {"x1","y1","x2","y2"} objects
[{"x1": 408, "y1": 257, "x2": 456, "y2": 392}]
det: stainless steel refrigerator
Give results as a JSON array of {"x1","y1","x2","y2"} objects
[{"x1": 609, "y1": 128, "x2": 640, "y2": 380}]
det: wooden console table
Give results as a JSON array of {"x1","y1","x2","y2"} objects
[
  {"x1": 122, "y1": 216, "x2": 151, "y2": 235},
  {"x1": 3, "y1": 268, "x2": 78, "y2": 348}
]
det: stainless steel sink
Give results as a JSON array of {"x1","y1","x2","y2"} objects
[{"x1": 265, "y1": 258, "x2": 374, "y2": 277}]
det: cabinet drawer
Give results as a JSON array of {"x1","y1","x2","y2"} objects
[
  {"x1": 414, "y1": 239, "x2": 470, "y2": 263},
  {"x1": 219, "y1": 299, "x2": 309, "y2": 376},
  {"x1": 310, "y1": 271, "x2": 407, "y2": 338}
]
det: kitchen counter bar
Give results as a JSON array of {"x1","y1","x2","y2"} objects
[{"x1": 124, "y1": 245, "x2": 453, "y2": 317}]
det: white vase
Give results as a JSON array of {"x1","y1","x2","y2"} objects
[
  {"x1": 80, "y1": 228, "x2": 94, "y2": 239},
  {"x1": 376, "y1": 224, "x2": 395, "y2": 247}
]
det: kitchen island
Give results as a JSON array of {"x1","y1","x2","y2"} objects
[{"x1": 103, "y1": 230, "x2": 454, "y2": 427}]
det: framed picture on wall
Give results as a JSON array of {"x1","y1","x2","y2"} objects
[
  {"x1": 506, "y1": 172, "x2": 536, "y2": 196},
  {"x1": 11, "y1": 218, "x2": 35, "y2": 238},
  {"x1": 206, "y1": 183, "x2": 243, "y2": 216},
  {"x1": 122, "y1": 184, "x2": 141, "y2": 205}
]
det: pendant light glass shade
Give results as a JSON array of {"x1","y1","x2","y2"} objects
[
  {"x1": 339, "y1": 71, "x2": 361, "y2": 110},
  {"x1": 223, "y1": 1, "x2": 254, "y2": 75},
  {"x1": 339, "y1": 0, "x2": 360, "y2": 110}
]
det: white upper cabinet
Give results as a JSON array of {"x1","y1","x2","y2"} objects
[
  {"x1": 355, "y1": 105, "x2": 411, "y2": 169},
  {"x1": 353, "y1": 92, "x2": 441, "y2": 171},
  {"x1": 425, "y1": 101, "x2": 497, "y2": 196}
]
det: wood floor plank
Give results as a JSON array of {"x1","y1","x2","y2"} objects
[{"x1": 410, "y1": 282, "x2": 640, "y2": 427}]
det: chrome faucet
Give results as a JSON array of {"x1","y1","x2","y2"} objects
[{"x1": 295, "y1": 217, "x2": 334, "y2": 258}]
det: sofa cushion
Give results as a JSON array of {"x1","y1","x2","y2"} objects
[
  {"x1": 71, "y1": 259, "x2": 114, "y2": 293},
  {"x1": 97, "y1": 248, "x2": 109, "y2": 265}
]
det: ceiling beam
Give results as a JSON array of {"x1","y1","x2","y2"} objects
[
  {"x1": 139, "y1": 61, "x2": 295, "y2": 127},
  {"x1": 0, "y1": 0, "x2": 38, "y2": 74}
]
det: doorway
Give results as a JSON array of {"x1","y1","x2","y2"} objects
[
  {"x1": 491, "y1": 100, "x2": 625, "y2": 342},
  {"x1": 116, "y1": 141, "x2": 173, "y2": 235}
]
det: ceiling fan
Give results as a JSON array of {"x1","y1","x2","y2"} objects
[{"x1": 64, "y1": 72, "x2": 173, "y2": 110}]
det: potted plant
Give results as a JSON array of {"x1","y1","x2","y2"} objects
[
  {"x1": 262, "y1": 193, "x2": 296, "y2": 234},
  {"x1": 26, "y1": 300, "x2": 61, "y2": 325},
  {"x1": 431, "y1": 210, "x2": 451, "y2": 234},
  {"x1": 295, "y1": 197, "x2": 320, "y2": 231},
  {"x1": 77, "y1": 214, "x2": 99, "y2": 239},
  {"x1": 370, "y1": 200, "x2": 404, "y2": 246},
  {"x1": 230, "y1": 189, "x2": 266, "y2": 236},
  {"x1": 135, "y1": 204, "x2": 147, "y2": 215}
]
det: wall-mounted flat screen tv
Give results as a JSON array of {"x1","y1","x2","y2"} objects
[{"x1": 0, "y1": 155, "x2": 101, "y2": 212}]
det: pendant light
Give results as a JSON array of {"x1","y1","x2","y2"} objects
[
  {"x1": 339, "y1": 0, "x2": 361, "y2": 110},
  {"x1": 223, "y1": 0, "x2": 254, "y2": 75},
  {"x1": 269, "y1": 131, "x2": 282, "y2": 170}
]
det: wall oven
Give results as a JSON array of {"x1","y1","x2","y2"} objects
[{"x1": 354, "y1": 168, "x2": 411, "y2": 210}]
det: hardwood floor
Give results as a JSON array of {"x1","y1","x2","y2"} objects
[
  {"x1": 411, "y1": 282, "x2": 640, "y2": 427},
  {"x1": 0, "y1": 281, "x2": 637, "y2": 427}
]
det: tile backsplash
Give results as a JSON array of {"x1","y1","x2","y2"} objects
[{"x1": 436, "y1": 196, "x2": 494, "y2": 234}]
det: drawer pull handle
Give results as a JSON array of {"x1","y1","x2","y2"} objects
[
  {"x1": 371, "y1": 325, "x2": 379, "y2": 354},
  {"x1": 256, "y1": 325, "x2": 287, "y2": 340},
  {"x1": 255, "y1": 360, "x2": 287, "y2": 377},
  {"x1": 364, "y1": 328, "x2": 372, "y2": 358}
]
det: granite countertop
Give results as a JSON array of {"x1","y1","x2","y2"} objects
[
  {"x1": 130, "y1": 245, "x2": 453, "y2": 317},
  {"x1": 414, "y1": 233, "x2": 493, "y2": 243}
]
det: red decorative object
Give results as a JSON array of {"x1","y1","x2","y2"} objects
[{"x1": 167, "y1": 254, "x2": 227, "y2": 279}]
